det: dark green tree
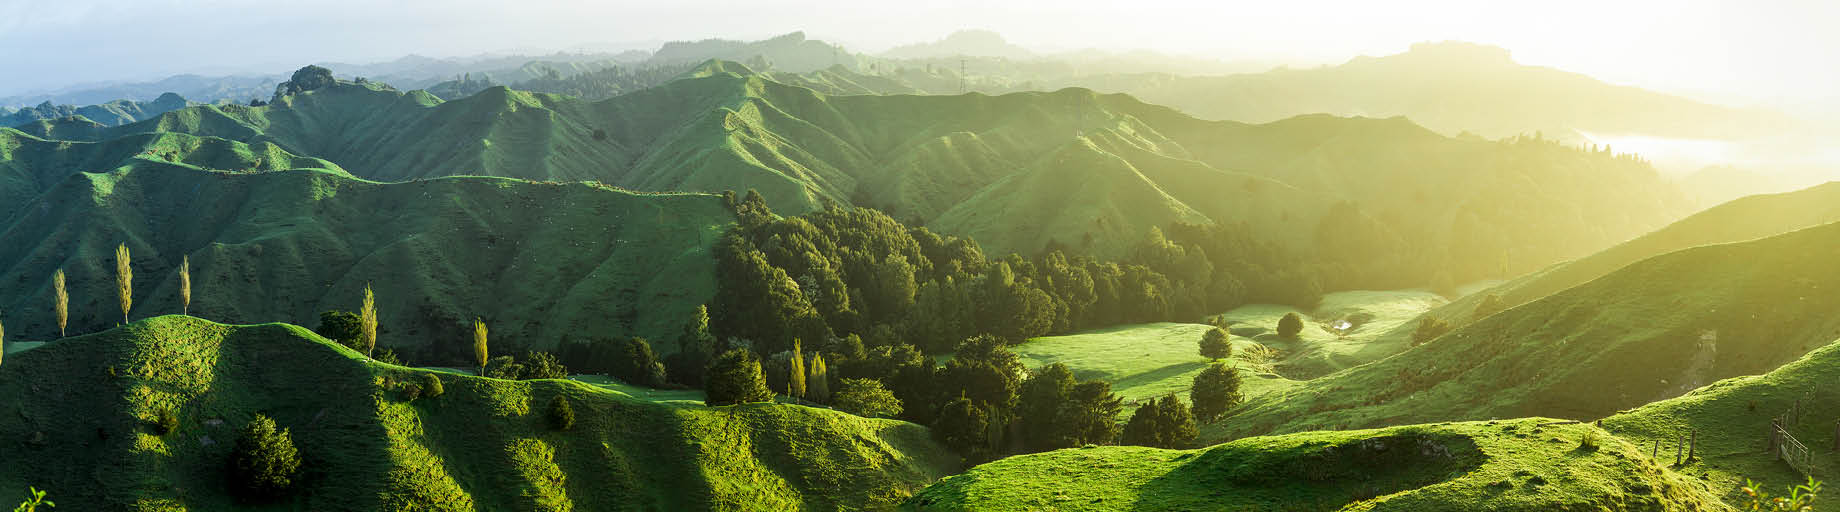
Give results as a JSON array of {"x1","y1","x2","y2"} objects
[
  {"x1": 666, "y1": 305, "x2": 718, "y2": 386},
  {"x1": 932, "y1": 396, "x2": 992, "y2": 464},
  {"x1": 1199, "y1": 327, "x2": 1232, "y2": 361},
  {"x1": 1121, "y1": 394, "x2": 1197, "y2": 449},
  {"x1": 227, "y1": 414, "x2": 301, "y2": 502},
  {"x1": 1277, "y1": 312, "x2": 1304, "y2": 339},
  {"x1": 1017, "y1": 363, "x2": 1076, "y2": 452},
  {"x1": 1190, "y1": 362, "x2": 1243, "y2": 422},
  {"x1": 705, "y1": 349, "x2": 774, "y2": 406},
  {"x1": 547, "y1": 395, "x2": 575, "y2": 431},
  {"x1": 1411, "y1": 316, "x2": 1453, "y2": 345},
  {"x1": 616, "y1": 337, "x2": 666, "y2": 387},
  {"x1": 833, "y1": 378, "x2": 903, "y2": 418},
  {"x1": 1056, "y1": 380, "x2": 1124, "y2": 447},
  {"x1": 315, "y1": 310, "x2": 362, "y2": 350}
]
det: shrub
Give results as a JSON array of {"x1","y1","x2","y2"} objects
[
  {"x1": 1473, "y1": 293, "x2": 1506, "y2": 320},
  {"x1": 1121, "y1": 394, "x2": 1197, "y2": 449},
  {"x1": 152, "y1": 408, "x2": 180, "y2": 436},
  {"x1": 315, "y1": 310, "x2": 362, "y2": 349},
  {"x1": 547, "y1": 395, "x2": 575, "y2": 431},
  {"x1": 1411, "y1": 316, "x2": 1453, "y2": 345},
  {"x1": 227, "y1": 414, "x2": 301, "y2": 502},
  {"x1": 833, "y1": 378, "x2": 902, "y2": 418},
  {"x1": 400, "y1": 382, "x2": 423, "y2": 401},
  {"x1": 1277, "y1": 312, "x2": 1304, "y2": 339},
  {"x1": 704, "y1": 349, "x2": 774, "y2": 406},
  {"x1": 422, "y1": 373, "x2": 444, "y2": 398},
  {"x1": 373, "y1": 348, "x2": 404, "y2": 366},
  {"x1": 1199, "y1": 327, "x2": 1232, "y2": 360},
  {"x1": 13, "y1": 486, "x2": 51, "y2": 512},
  {"x1": 520, "y1": 350, "x2": 569, "y2": 380}
]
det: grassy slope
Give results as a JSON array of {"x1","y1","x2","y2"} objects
[
  {"x1": 78, "y1": 63, "x2": 1689, "y2": 268},
  {"x1": 1425, "y1": 181, "x2": 1840, "y2": 336},
  {"x1": 0, "y1": 316, "x2": 957, "y2": 511},
  {"x1": 0, "y1": 164, "x2": 730, "y2": 358},
  {"x1": 1010, "y1": 289, "x2": 1444, "y2": 415},
  {"x1": 906, "y1": 418, "x2": 1729, "y2": 511},
  {"x1": 1212, "y1": 220, "x2": 1840, "y2": 440}
]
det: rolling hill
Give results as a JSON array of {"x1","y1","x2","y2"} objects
[
  {"x1": 0, "y1": 316, "x2": 957, "y2": 510},
  {"x1": 1211, "y1": 219, "x2": 1840, "y2": 440},
  {"x1": 906, "y1": 418, "x2": 1728, "y2": 511},
  {"x1": 59, "y1": 63, "x2": 1691, "y2": 284},
  {"x1": 2, "y1": 92, "x2": 193, "y2": 128},
  {"x1": 0, "y1": 146, "x2": 729, "y2": 360}
]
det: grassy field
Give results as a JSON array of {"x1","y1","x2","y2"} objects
[
  {"x1": 906, "y1": 418, "x2": 1730, "y2": 511},
  {"x1": 0, "y1": 316, "x2": 958, "y2": 511},
  {"x1": 1010, "y1": 289, "x2": 1445, "y2": 417}
]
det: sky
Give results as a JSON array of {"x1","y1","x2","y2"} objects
[{"x1": 0, "y1": 0, "x2": 1834, "y2": 112}]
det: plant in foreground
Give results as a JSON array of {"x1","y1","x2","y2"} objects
[
  {"x1": 1742, "y1": 477, "x2": 1821, "y2": 511},
  {"x1": 13, "y1": 486, "x2": 52, "y2": 512}
]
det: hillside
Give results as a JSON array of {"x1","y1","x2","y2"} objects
[
  {"x1": 2, "y1": 92, "x2": 193, "y2": 128},
  {"x1": 71, "y1": 63, "x2": 1690, "y2": 284},
  {"x1": 1604, "y1": 336, "x2": 1840, "y2": 508},
  {"x1": 0, "y1": 161, "x2": 729, "y2": 361},
  {"x1": 906, "y1": 418, "x2": 1728, "y2": 511},
  {"x1": 1067, "y1": 42, "x2": 1793, "y2": 143},
  {"x1": 1211, "y1": 220, "x2": 1840, "y2": 440},
  {"x1": 1428, "y1": 181, "x2": 1840, "y2": 334},
  {"x1": 0, "y1": 316, "x2": 957, "y2": 510}
]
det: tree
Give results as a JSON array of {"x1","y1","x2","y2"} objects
[
  {"x1": 0, "y1": 317, "x2": 6, "y2": 369},
  {"x1": 932, "y1": 396, "x2": 992, "y2": 464},
  {"x1": 520, "y1": 351, "x2": 569, "y2": 380},
  {"x1": 421, "y1": 373, "x2": 444, "y2": 398},
  {"x1": 1411, "y1": 316, "x2": 1452, "y2": 345},
  {"x1": 179, "y1": 255, "x2": 191, "y2": 316},
  {"x1": 314, "y1": 311, "x2": 362, "y2": 349},
  {"x1": 788, "y1": 339, "x2": 807, "y2": 399},
  {"x1": 807, "y1": 353, "x2": 831, "y2": 403},
  {"x1": 705, "y1": 349, "x2": 774, "y2": 406},
  {"x1": 616, "y1": 337, "x2": 665, "y2": 387},
  {"x1": 1190, "y1": 362, "x2": 1243, "y2": 422},
  {"x1": 359, "y1": 284, "x2": 378, "y2": 357},
  {"x1": 1473, "y1": 293, "x2": 1506, "y2": 320},
  {"x1": 1199, "y1": 327, "x2": 1232, "y2": 361},
  {"x1": 547, "y1": 395, "x2": 575, "y2": 431},
  {"x1": 115, "y1": 243, "x2": 131, "y2": 324},
  {"x1": 228, "y1": 414, "x2": 301, "y2": 502},
  {"x1": 53, "y1": 269, "x2": 66, "y2": 338},
  {"x1": 666, "y1": 305, "x2": 718, "y2": 386},
  {"x1": 833, "y1": 378, "x2": 902, "y2": 418},
  {"x1": 1277, "y1": 312, "x2": 1304, "y2": 339},
  {"x1": 1018, "y1": 363, "x2": 1076, "y2": 452},
  {"x1": 1056, "y1": 381, "x2": 1124, "y2": 447},
  {"x1": 472, "y1": 318, "x2": 490, "y2": 376},
  {"x1": 1121, "y1": 394, "x2": 1197, "y2": 449}
]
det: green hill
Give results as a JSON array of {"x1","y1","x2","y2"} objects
[
  {"x1": 0, "y1": 161, "x2": 729, "y2": 361},
  {"x1": 905, "y1": 418, "x2": 1728, "y2": 511},
  {"x1": 68, "y1": 64, "x2": 1688, "y2": 284},
  {"x1": 0, "y1": 316, "x2": 956, "y2": 510},
  {"x1": 1212, "y1": 219, "x2": 1840, "y2": 440},
  {"x1": 1428, "y1": 181, "x2": 1840, "y2": 333}
]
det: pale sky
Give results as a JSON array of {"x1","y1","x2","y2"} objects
[{"x1": 0, "y1": 0, "x2": 1834, "y2": 112}]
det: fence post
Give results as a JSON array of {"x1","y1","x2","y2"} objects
[
  {"x1": 1770, "y1": 418, "x2": 1781, "y2": 453},
  {"x1": 1675, "y1": 433, "x2": 1684, "y2": 465},
  {"x1": 1688, "y1": 430, "x2": 1697, "y2": 461}
]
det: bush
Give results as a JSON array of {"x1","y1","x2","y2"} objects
[
  {"x1": 422, "y1": 373, "x2": 444, "y2": 398},
  {"x1": 1411, "y1": 316, "x2": 1452, "y2": 345},
  {"x1": 485, "y1": 355, "x2": 523, "y2": 380},
  {"x1": 833, "y1": 378, "x2": 903, "y2": 418},
  {"x1": 547, "y1": 395, "x2": 575, "y2": 431},
  {"x1": 152, "y1": 408, "x2": 179, "y2": 436},
  {"x1": 1121, "y1": 394, "x2": 1197, "y2": 449},
  {"x1": 1277, "y1": 312, "x2": 1304, "y2": 339},
  {"x1": 315, "y1": 310, "x2": 362, "y2": 349},
  {"x1": 1199, "y1": 327, "x2": 1232, "y2": 360},
  {"x1": 705, "y1": 349, "x2": 775, "y2": 406},
  {"x1": 1473, "y1": 293, "x2": 1506, "y2": 320},
  {"x1": 520, "y1": 350, "x2": 569, "y2": 380},
  {"x1": 932, "y1": 396, "x2": 992, "y2": 464},
  {"x1": 400, "y1": 382, "x2": 423, "y2": 401},
  {"x1": 227, "y1": 414, "x2": 301, "y2": 502}
]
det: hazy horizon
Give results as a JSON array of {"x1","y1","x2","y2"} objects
[{"x1": 2, "y1": 0, "x2": 1835, "y2": 114}]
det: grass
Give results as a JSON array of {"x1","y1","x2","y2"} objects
[
  {"x1": 906, "y1": 418, "x2": 1730, "y2": 511},
  {"x1": 0, "y1": 315, "x2": 959, "y2": 511},
  {"x1": 1009, "y1": 289, "x2": 1444, "y2": 417}
]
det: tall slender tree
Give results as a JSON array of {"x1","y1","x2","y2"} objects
[
  {"x1": 359, "y1": 284, "x2": 377, "y2": 357},
  {"x1": 1, "y1": 317, "x2": 7, "y2": 368},
  {"x1": 807, "y1": 353, "x2": 830, "y2": 403},
  {"x1": 472, "y1": 318, "x2": 489, "y2": 376},
  {"x1": 53, "y1": 269, "x2": 67, "y2": 338},
  {"x1": 179, "y1": 255, "x2": 191, "y2": 316},
  {"x1": 788, "y1": 339, "x2": 807, "y2": 399},
  {"x1": 115, "y1": 243, "x2": 132, "y2": 324}
]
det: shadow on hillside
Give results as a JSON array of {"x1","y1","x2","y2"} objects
[{"x1": 1137, "y1": 431, "x2": 1484, "y2": 511}]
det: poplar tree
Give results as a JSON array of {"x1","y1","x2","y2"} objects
[
  {"x1": 116, "y1": 243, "x2": 132, "y2": 324},
  {"x1": 807, "y1": 353, "x2": 830, "y2": 403},
  {"x1": 179, "y1": 255, "x2": 191, "y2": 316},
  {"x1": 1, "y1": 317, "x2": 7, "y2": 368},
  {"x1": 359, "y1": 284, "x2": 377, "y2": 357},
  {"x1": 53, "y1": 269, "x2": 67, "y2": 338},
  {"x1": 473, "y1": 318, "x2": 489, "y2": 376},
  {"x1": 788, "y1": 339, "x2": 807, "y2": 399}
]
